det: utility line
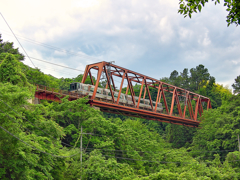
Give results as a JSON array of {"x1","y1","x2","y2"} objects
[
  {"x1": 85, "y1": 147, "x2": 237, "y2": 155},
  {"x1": 0, "y1": 29, "x2": 101, "y2": 61},
  {"x1": 29, "y1": 58, "x2": 128, "y2": 86},
  {"x1": 29, "y1": 57, "x2": 84, "y2": 72},
  {"x1": 84, "y1": 151, "x2": 240, "y2": 165},
  {"x1": 0, "y1": 13, "x2": 36, "y2": 68},
  {"x1": 0, "y1": 102, "x2": 236, "y2": 159},
  {"x1": 0, "y1": 124, "x2": 79, "y2": 158},
  {"x1": 33, "y1": 63, "x2": 80, "y2": 77},
  {"x1": 84, "y1": 148, "x2": 230, "y2": 161},
  {"x1": 0, "y1": 98, "x2": 74, "y2": 148},
  {"x1": 0, "y1": 30, "x2": 127, "y2": 85}
]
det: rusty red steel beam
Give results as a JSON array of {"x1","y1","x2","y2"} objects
[
  {"x1": 80, "y1": 61, "x2": 211, "y2": 121},
  {"x1": 116, "y1": 71, "x2": 126, "y2": 104},
  {"x1": 108, "y1": 70, "x2": 206, "y2": 100},
  {"x1": 103, "y1": 65, "x2": 115, "y2": 103},
  {"x1": 137, "y1": 79, "x2": 145, "y2": 108},
  {"x1": 100, "y1": 109, "x2": 197, "y2": 127},
  {"x1": 35, "y1": 61, "x2": 211, "y2": 126},
  {"x1": 100, "y1": 62, "x2": 209, "y2": 98},
  {"x1": 34, "y1": 85, "x2": 203, "y2": 126},
  {"x1": 91, "y1": 100, "x2": 199, "y2": 127},
  {"x1": 83, "y1": 62, "x2": 209, "y2": 102}
]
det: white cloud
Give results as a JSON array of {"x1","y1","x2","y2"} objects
[{"x1": 0, "y1": 0, "x2": 240, "y2": 89}]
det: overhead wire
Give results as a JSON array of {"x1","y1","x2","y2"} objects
[
  {"x1": 0, "y1": 100, "x2": 237, "y2": 160},
  {"x1": 0, "y1": 29, "x2": 102, "y2": 61},
  {"x1": 0, "y1": 124, "x2": 79, "y2": 158},
  {"x1": 84, "y1": 147, "x2": 237, "y2": 155},
  {"x1": 84, "y1": 151, "x2": 240, "y2": 165},
  {"x1": 1, "y1": 99, "x2": 235, "y2": 159},
  {"x1": 33, "y1": 63, "x2": 80, "y2": 77},
  {"x1": 85, "y1": 147, "x2": 233, "y2": 161},
  {"x1": 0, "y1": 30, "x2": 129, "y2": 86},
  {"x1": 29, "y1": 57, "x2": 84, "y2": 72},
  {"x1": 0, "y1": 98, "x2": 74, "y2": 148},
  {"x1": 0, "y1": 13, "x2": 36, "y2": 68}
]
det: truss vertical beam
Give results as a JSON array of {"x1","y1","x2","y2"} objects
[
  {"x1": 143, "y1": 87, "x2": 146, "y2": 99},
  {"x1": 198, "y1": 99, "x2": 203, "y2": 117},
  {"x1": 175, "y1": 90, "x2": 183, "y2": 117},
  {"x1": 161, "y1": 84, "x2": 169, "y2": 114},
  {"x1": 91, "y1": 65, "x2": 103, "y2": 100},
  {"x1": 104, "y1": 65, "x2": 115, "y2": 103},
  {"x1": 194, "y1": 96, "x2": 200, "y2": 120},
  {"x1": 154, "y1": 83, "x2": 162, "y2": 112},
  {"x1": 183, "y1": 91, "x2": 189, "y2": 118},
  {"x1": 117, "y1": 72, "x2": 126, "y2": 104},
  {"x1": 170, "y1": 88, "x2": 176, "y2": 116},
  {"x1": 187, "y1": 96, "x2": 194, "y2": 120},
  {"x1": 137, "y1": 78, "x2": 145, "y2": 108},
  {"x1": 145, "y1": 80, "x2": 153, "y2": 110},
  {"x1": 89, "y1": 71, "x2": 94, "y2": 85},
  {"x1": 111, "y1": 73, "x2": 116, "y2": 91},
  {"x1": 81, "y1": 65, "x2": 89, "y2": 84},
  {"x1": 126, "y1": 85, "x2": 129, "y2": 95},
  {"x1": 129, "y1": 80, "x2": 135, "y2": 96},
  {"x1": 126, "y1": 73, "x2": 136, "y2": 106}
]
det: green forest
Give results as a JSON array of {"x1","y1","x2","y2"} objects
[{"x1": 1, "y1": 34, "x2": 240, "y2": 179}]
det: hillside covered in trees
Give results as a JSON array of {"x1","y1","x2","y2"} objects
[{"x1": 1, "y1": 35, "x2": 240, "y2": 179}]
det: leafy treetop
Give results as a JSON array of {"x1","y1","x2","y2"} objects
[
  {"x1": 232, "y1": 75, "x2": 240, "y2": 94},
  {"x1": 178, "y1": 0, "x2": 240, "y2": 26},
  {"x1": 0, "y1": 53, "x2": 30, "y2": 87},
  {"x1": 0, "y1": 34, "x2": 24, "y2": 61}
]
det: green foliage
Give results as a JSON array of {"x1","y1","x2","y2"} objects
[
  {"x1": 191, "y1": 94, "x2": 240, "y2": 159},
  {"x1": 232, "y1": 75, "x2": 240, "y2": 94},
  {"x1": 166, "y1": 124, "x2": 196, "y2": 148},
  {"x1": 0, "y1": 53, "x2": 30, "y2": 87},
  {"x1": 178, "y1": 0, "x2": 240, "y2": 26},
  {"x1": 83, "y1": 150, "x2": 135, "y2": 180},
  {"x1": 0, "y1": 83, "x2": 69, "y2": 179},
  {"x1": 190, "y1": 64, "x2": 210, "y2": 91},
  {"x1": 0, "y1": 34, "x2": 24, "y2": 61}
]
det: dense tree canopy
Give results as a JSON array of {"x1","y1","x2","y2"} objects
[
  {"x1": 178, "y1": 0, "x2": 240, "y2": 26},
  {"x1": 1, "y1": 37, "x2": 240, "y2": 179}
]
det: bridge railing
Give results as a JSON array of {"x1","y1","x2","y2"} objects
[{"x1": 35, "y1": 84, "x2": 87, "y2": 99}]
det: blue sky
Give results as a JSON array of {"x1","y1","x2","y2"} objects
[{"x1": 0, "y1": 0, "x2": 239, "y2": 89}]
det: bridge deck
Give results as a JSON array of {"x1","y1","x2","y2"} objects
[{"x1": 35, "y1": 85, "x2": 200, "y2": 127}]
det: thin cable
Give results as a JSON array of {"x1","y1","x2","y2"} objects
[
  {"x1": 101, "y1": 154, "x2": 240, "y2": 164},
  {"x1": 33, "y1": 63, "x2": 80, "y2": 77},
  {"x1": 85, "y1": 148, "x2": 230, "y2": 161},
  {"x1": 85, "y1": 147, "x2": 237, "y2": 155},
  {"x1": 0, "y1": 98, "x2": 73, "y2": 147},
  {"x1": 30, "y1": 57, "x2": 84, "y2": 72},
  {"x1": 0, "y1": 29, "x2": 101, "y2": 61},
  {"x1": 0, "y1": 13, "x2": 36, "y2": 68},
  {"x1": 0, "y1": 124, "x2": 79, "y2": 158},
  {"x1": 0, "y1": 31, "x2": 127, "y2": 86},
  {"x1": 84, "y1": 151, "x2": 237, "y2": 165}
]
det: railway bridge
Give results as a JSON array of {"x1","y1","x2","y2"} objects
[{"x1": 35, "y1": 61, "x2": 212, "y2": 127}]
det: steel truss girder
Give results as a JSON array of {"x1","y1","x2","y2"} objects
[
  {"x1": 81, "y1": 61, "x2": 212, "y2": 125},
  {"x1": 35, "y1": 61, "x2": 212, "y2": 128}
]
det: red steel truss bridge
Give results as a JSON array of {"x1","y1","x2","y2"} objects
[{"x1": 35, "y1": 61, "x2": 212, "y2": 127}]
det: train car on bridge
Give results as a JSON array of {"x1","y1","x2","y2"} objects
[{"x1": 69, "y1": 82, "x2": 163, "y2": 113}]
